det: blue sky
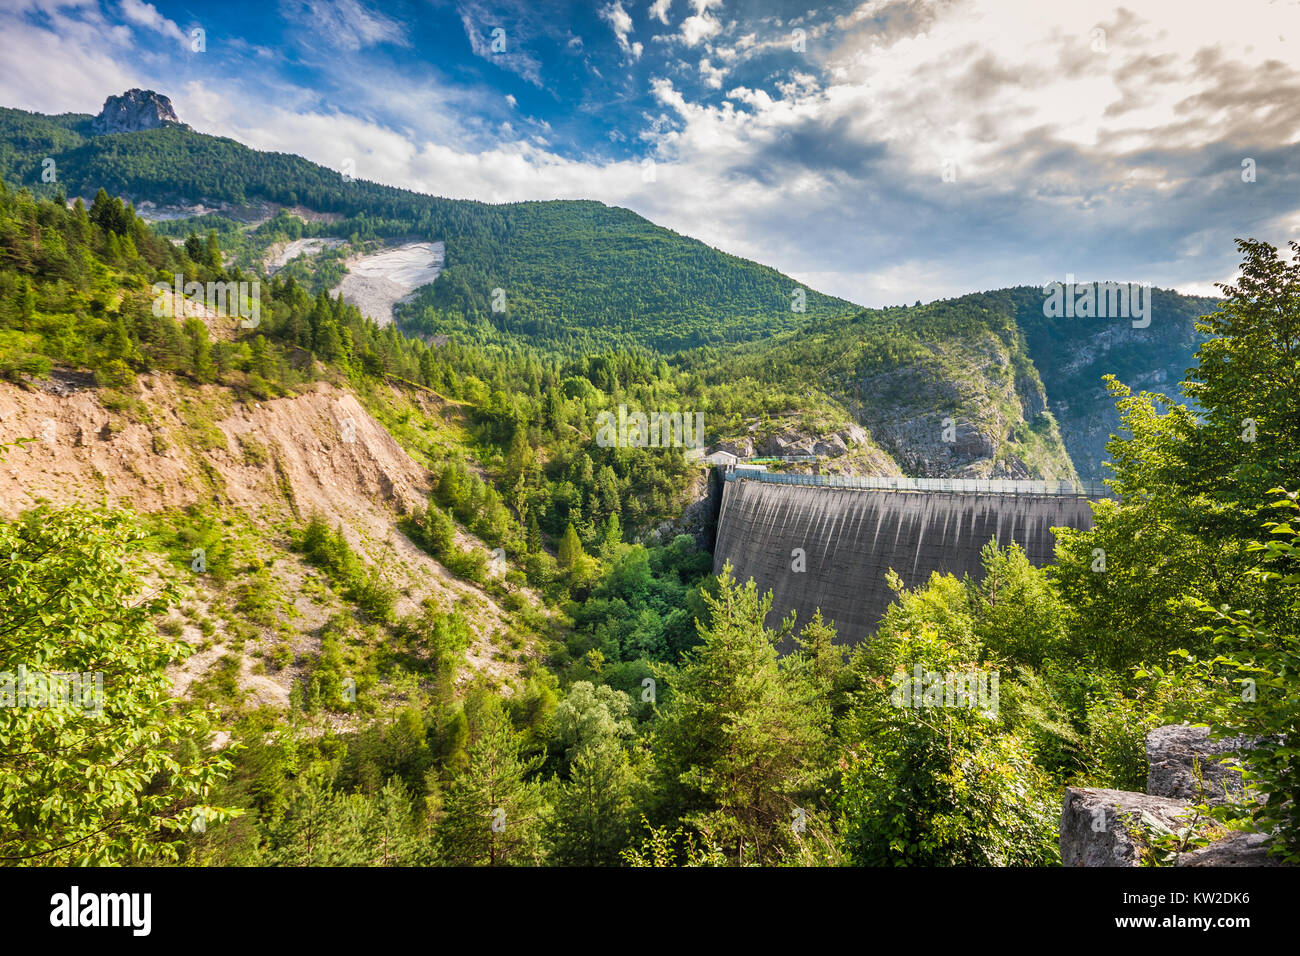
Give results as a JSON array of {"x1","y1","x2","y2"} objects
[{"x1": 2, "y1": 0, "x2": 1298, "y2": 306}]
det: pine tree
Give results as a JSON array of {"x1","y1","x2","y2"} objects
[
  {"x1": 526, "y1": 510, "x2": 543, "y2": 554},
  {"x1": 548, "y1": 741, "x2": 634, "y2": 865},
  {"x1": 598, "y1": 512, "x2": 623, "y2": 561},
  {"x1": 651, "y1": 565, "x2": 830, "y2": 863},
  {"x1": 182, "y1": 317, "x2": 215, "y2": 382},
  {"x1": 438, "y1": 701, "x2": 546, "y2": 866},
  {"x1": 557, "y1": 522, "x2": 584, "y2": 570},
  {"x1": 204, "y1": 231, "x2": 222, "y2": 271}
]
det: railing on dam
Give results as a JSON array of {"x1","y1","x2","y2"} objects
[{"x1": 723, "y1": 469, "x2": 1113, "y2": 498}]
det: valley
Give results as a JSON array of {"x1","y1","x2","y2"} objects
[{"x1": 0, "y1": 87, "x2": 1294, "y2": 874}]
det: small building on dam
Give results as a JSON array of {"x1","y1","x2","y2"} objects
[{"x1": 709, "y1": 471, "x2": 1102, "y2": 646}]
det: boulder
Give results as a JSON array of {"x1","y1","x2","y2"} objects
[
  {"x1": 1060, "y1": 787, "x2": 1193, "y2": 867},
  {"x1": 811, "y1": 434, "x2": 849, "y2": 457},
  {"x1": 843, "y1": 423, "x2": 870, "y2": 447},
  {"x1": 756, "y1": 433, "x2": 814, "y2": 456},
  {"x1": 715, "y1": 437, "x2": 753, "y2": 458},
  {"x1": 1176, "y1": 830, "x2": 1286, "y2": 867},
  {"x1": 1146, "y1": 724, "x2": 1252, "y2": 804}
]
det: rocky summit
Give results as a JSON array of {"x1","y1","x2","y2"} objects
[{"x1": 90, "y1": 89, "x2": 189, "y2": 135}]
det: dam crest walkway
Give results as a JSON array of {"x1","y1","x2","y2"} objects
[{"x1": 723, "y1": 470, "x2": 1113, "y2": 498}]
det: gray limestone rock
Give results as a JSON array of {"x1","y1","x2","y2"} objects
[
  {"x1": 1060, "y1": 787, "x2": 1193, "y2": 867},
  {"x1": 91, "y1": 89, "x2": 190, "y2": 135},
  {"x1": 1176, "y1": 830, "x2": 1286, "y2": 867},
  {"x1": 1146, "y1": 724, "x2": 1252, "y2": 805}
]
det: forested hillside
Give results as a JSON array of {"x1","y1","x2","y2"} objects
[
  {"x1": 0, "y1": 103, "x2": 1223, "y2": 481},
  {"x1": 0, "y1": 175, "x2": 1296, "y2": 868},
  {"x1": 2, "y1": 84, "x2": 1294, "y2": 870},
  {"x1": 956, "y1": 287, "x2": 1217, "y2": 478},
  {"x1": 705, "y1": 286, "x2": 1218, "y2": 479},
  {"x1": 0, "y1": 106, "x2": 854, "y2": 354}
]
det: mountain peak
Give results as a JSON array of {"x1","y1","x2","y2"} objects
[{"x1": 91, "y1": 89, "x2": 189, "y2": 135}]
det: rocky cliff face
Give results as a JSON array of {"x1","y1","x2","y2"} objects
[
  {"x1": 713, "y1": 417, "x2": 903, "y2": 476},
  {"x1": 850, "y1": 328, "x2": 1078, "y2": 481},
  {"x1": 1003, "y1": 287, "x2": 1216, "y2": 479},
  {"x1": 91, "y1": 89, "x2": 189, "y2": 135}
]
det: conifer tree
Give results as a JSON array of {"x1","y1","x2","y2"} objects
[
  {"x1": 557, "y1": 522, "x2": 584, "y2": 570},
  {"x1": 438, "y1": 701, "x2": 546, "y2": 866},
  {"x1": 651, "y1": 565, "x2": 830, "y2": 863}
]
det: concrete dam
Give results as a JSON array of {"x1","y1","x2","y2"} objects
[{"x1": 710, "y1": 473, "x2": 1098, "y2": 645}]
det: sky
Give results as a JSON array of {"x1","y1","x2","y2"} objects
[{"x1": 1, "y1": 0, "x2": 1298, "y2": 306}]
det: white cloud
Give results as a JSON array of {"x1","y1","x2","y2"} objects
[
  {"x1": 121, "y1": 0, "x2": 186, "y2": 47},
  {"x1": 283, "y1": 0, "x2": 407, "y2": 51},
  {"x1": 680, "y1": 0, "x2": 722, "y2": 48},
  {"x1": 0, "y1": 4, "x2": 140, "y2": 115},
  {"x1": 699, "y1": 57, "x2": 725, "y2": 89},
  {"x1": 649, "y1": 0, "x2": 673, "y2": 27},
  {"x1": 459, "y1": 1, "x2": 544, "y2": 84},
  {"x1": 600, "y1": 1, "x2": 642, "y2": 61}
]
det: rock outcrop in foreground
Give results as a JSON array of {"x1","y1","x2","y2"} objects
[
  {"x1": 1060, "y1": 788, "x2": 1194, "y2": 867},
  {"x1": 1060, "y1": 724, "x2": 1287, "y2": 867}
]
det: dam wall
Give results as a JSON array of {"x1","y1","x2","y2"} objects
[{"x1": 711, "y1": 476, "x2": 1096, "y2": 645}]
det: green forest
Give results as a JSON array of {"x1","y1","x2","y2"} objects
[
  {"x1": 0, "y1": 107, "x2": 855, "y2": 354},
  {"x1": 0, "y1": 172, "x2": 1296, "y2": 867}
]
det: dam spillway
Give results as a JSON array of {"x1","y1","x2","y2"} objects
[{"x1": 711, "y1": 476, "x2": 1096, "y2": 645}]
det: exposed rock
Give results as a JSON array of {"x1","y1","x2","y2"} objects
[
  {"x1": 1060, "y1": 787, "x2": 1193, "y2": 867},
  {"x1": 760, "y1": 435, "x2": 787, "y2": 455},
  {"x1": 1016, "y1": 373, "x2": 1048, "y2": 419},
  {"x1": 714, "y1": 437, "x2": 753, "y2": 458},
  {"x1": 750, "y1": 425, "x2": 868, "y2": 459},
  {"x1": 330, "y1": 241, "x2": 445, "y2": 327},
  {"x1": 843, "y1": 423, "x2": 870, "y2": 447},
  {"x1": 1146, "y1": 724, "x2": 1253, "y2": 805},
  {"x1": 91, "y1": 89, "x2": 190, "y2": 135},
  {"x1": 36, "y1": 370, "x2": 96, "y2": 396},
  {"x1": 950, "y1": 420, "x2": 997, "y2": 460},
  {"x1": 811, "y1": 434, "x2": 849, "y2": 457},
  {"x1": 991, "y1": 453, "x2": 1031, "y2": 478},
  {"x1": 1176, "y1": 830, "x2": 1287, "y2": 867}
]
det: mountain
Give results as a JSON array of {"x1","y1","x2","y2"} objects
[
  {"x1": 951, "y1": 287, "x2": 1216, "y2": 478},
  {"x1": 0, "y1": 93, "x2": 1266, "y2": 871},
  {"x1": 0, "y1": 93, "x2": 1220, "y2": 479},
  {"x1": 0, "y1": 101, "x2": 856, "y2": 354},
  {"x1": 715, "y1": 287, "x2": 1217, "y2": 480}
]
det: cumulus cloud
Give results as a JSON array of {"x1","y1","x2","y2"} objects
[
  {"x1": 121, "y1": 0, "x2": 187, "y2": 47},
  {"x1": 649, "y1": 0, "x2": 673, "y2": 27},
  {"x1": 600, "y1": 1, "x2": 643, "y2": 61},
  {"x1": 680, "y1": 0, "x2": 723, "y2": 47},
  {"x1": 699, "y1": 57, "x2": 725, "y2": 89}
]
